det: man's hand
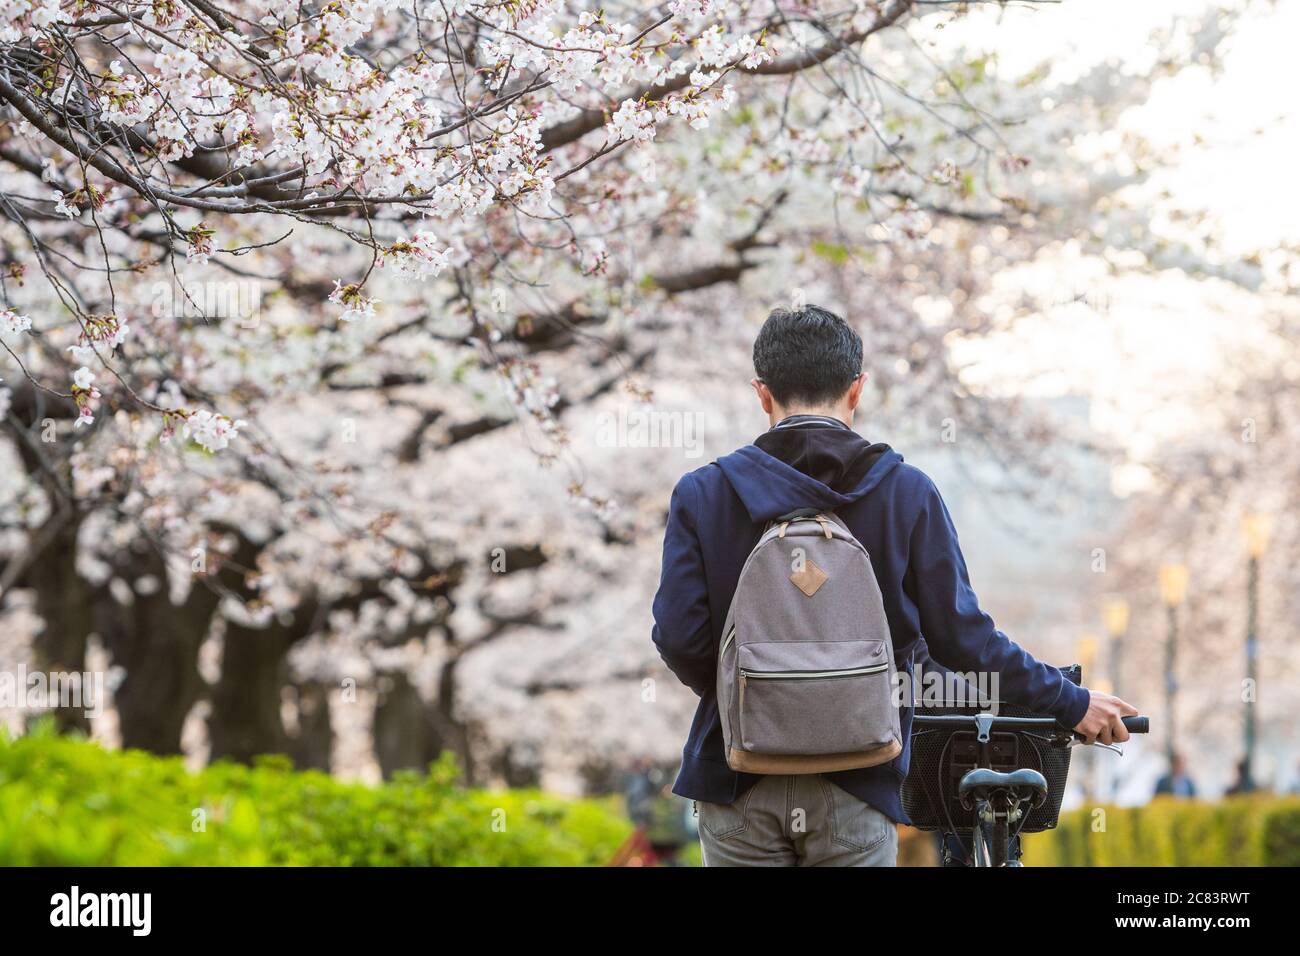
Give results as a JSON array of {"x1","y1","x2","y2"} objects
[{"x1": 1074, "y1": 691, "x2": 1139, "y2": 745}]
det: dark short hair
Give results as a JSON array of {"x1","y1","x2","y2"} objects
[{"x1": 752, "y1": 305, "x2": 863, "y2": 406}]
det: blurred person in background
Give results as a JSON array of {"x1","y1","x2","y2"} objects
[
  {"x1": 623, "y1": 756, "x2": 661, "y2": 831},
  {"x1": 620, "y1": 758, "x2": 694, "y2": 865},
  {"x1": 1224, "y1": 758, "x2": 1259, "y2": 797},
  {"x1": 1154, "y1": 752, "x2": 1197, "y2": 799}
]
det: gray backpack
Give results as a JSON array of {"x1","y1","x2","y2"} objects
[{"x1": 717, "y1": 509, "x2": 902, "y2": 774}]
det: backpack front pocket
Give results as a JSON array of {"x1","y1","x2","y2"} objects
[{"x1": 737, "y1": 640, "x2": 895, "y2": 756}]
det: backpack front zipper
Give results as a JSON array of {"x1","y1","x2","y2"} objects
[{"x1": 738, "y1": 663, "x2": 889, "y2": 681}]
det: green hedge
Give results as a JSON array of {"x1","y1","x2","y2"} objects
[
  {"x1": 1023, "y1": 796, "x2": 1300, "y2": 866},
  {"x1": 0, "y1": 726, "x2": 631, "y2": 866}
]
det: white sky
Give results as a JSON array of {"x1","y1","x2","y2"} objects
[{"x1": 927, "y1": 0, "x2": 1298, "y2": 490}]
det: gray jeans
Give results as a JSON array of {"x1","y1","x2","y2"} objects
[{"x1": 696, "y1": 775, "x2": 897, "y2": 867}]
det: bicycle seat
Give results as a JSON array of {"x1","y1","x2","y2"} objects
[{"x1": 958, "y1": 768, "x2": 1049, "y2": 808}]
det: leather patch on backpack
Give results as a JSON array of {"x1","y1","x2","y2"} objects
[{"x1": 789, "y1": 560, "x2": 828, "y2": 597}]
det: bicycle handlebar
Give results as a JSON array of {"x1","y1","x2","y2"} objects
[
  {"x1": 912, "y1": 714, "x2": 1058, "y2": 729},
  {"x1": 911, "y1": 713, "x2": 1150, "y2": 737}
]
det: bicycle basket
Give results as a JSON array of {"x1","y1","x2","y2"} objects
[{"x1": 901, "y1": 666, "x2": 1079, "y2": 834}]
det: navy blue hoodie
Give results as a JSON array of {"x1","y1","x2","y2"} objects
[{"x1": 651, "y1": 415, "x2": 1091, "y2": 823}]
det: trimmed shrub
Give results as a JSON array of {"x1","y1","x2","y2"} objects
[
  {"x1": 0, "y1": 726, "x2": 631, "y2": 866},
  {"x1": 1023, "y1": 795, "x2": 1300, "y2": 866}
]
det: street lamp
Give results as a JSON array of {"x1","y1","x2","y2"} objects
[
  {"x1": 1158, "y1": 563, "x2": 1189, "y2": 762},
  {"x1": 1077, "y1": 633, "x2": 1099, "y2": 681},
  {"x1": 1242, "y1": 512, "x2": 1271, "y2": 792},
  {"x1": 1102, "y1": 597, "x2": 1130, "y2": 699}
]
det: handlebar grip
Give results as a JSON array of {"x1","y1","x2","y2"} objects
[{"x1": 1071, "y1": 715, "x2": 1150, "y2": 741}]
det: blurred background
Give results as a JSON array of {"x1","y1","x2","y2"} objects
[{"x1": 1, "y1": 0, "x2": 1296, "y2": 865}]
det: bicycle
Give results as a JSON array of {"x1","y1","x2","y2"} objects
[{"x1": 905, "y1": 704, "x2": 1149, "y2": 867}]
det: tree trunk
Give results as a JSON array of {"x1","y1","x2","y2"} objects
[
  {"x1": 372, "y1": 669, "x2": 444, "y2": 779},
  {"x1": 287, "y1": 680, "x2": 334, "y2": 771},
  {"x1": 100, "y1": 552, "x2": 216, "y2": 754},
  {"x1": 429, "y1": 657, "x2": 476, "y2": 783},
  {"x1": 26, "y1": 516, "x2": 93, "y2": 735},
  {"x1": 207, "y1": 622, "x2": 296, "y2": 763},
  {"x1": 493, "y1": 745, "x2": 542, "y2": 789},
  {"x1": 106, "y1": 596, "x2": 208, "y2": 754}
]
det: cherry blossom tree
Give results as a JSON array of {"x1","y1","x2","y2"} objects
[
  {"x1": 1093, "y1": 307, "x2": 1300, "y2": 788},
  {"x1": 2, "y1": 0, "x2": 1278, "y2": 785}
]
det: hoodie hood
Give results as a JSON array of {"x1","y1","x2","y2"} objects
[{"x1": 715, "y1": 421, "x2": 902, "y2": 523}]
